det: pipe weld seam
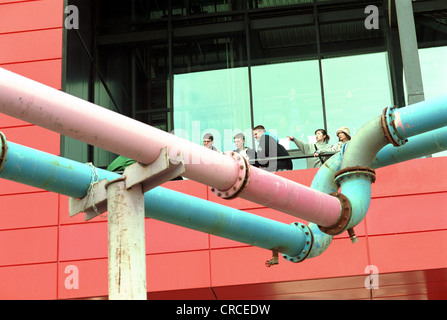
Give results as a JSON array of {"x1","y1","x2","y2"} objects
[
  {"x1": 211, "y1": 151, "x2": 250, "y2": 199},
  {"x1": 318, "y1": 192, "x2": 352, "y2": 236}
]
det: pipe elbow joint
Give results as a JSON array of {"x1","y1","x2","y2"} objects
[{"x1": 334, "y1": 167, "x2": 376, "y2": 231}]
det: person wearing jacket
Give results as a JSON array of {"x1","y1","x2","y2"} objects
[
  {"x1": 253, "y1": 125, "x2": 293, "y2": 172},
  {"x1": 233, "y1": 133, "x2": 256, "y2": 161},
  {"x1": 287, "y1": 128, "x2": 332, "y2": 168},
  {"x1": 329, "y1": 126, "x2": 351, "y2": 153}
]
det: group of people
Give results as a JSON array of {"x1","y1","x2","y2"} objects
[
  {"x1": 202, "y1": 125, "x2": 352, "y2": 172},
  {"x1": 287, "y1": 126, "x2": 351, "y2": 169}
]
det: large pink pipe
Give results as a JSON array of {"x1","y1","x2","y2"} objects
[
  {"x1": 240, "y1": 170, "x2": 341, "y2": 227},
  {"x1": 0, "y1": 67, "x2": 341, "y2": 227}
]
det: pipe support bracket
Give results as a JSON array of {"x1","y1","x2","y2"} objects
[
  {"x1": 211, "y1": 152, "x2": 250, "y2": 199},
  {"x1": 381, "y1": 106, "x2": 408, "y2": 147},
  {"x1": 281, "y1": 222, "x2": 313, "y2": 263}
]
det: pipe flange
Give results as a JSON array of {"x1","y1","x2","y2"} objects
[
  {"x1": 334, "y1": 166, "x2": 376, "y2": 187},
  {"x1": 380, "y1": 106, "x2": 408, "y2": 147},
  {"x1": 318, "y1": 192, "x2": 352, "y2": 236},
  {"x1": 0, "y1": 132, "x2": 8, "y2": 172},
  {"x1": 211, "y1": 151, "x2": 250, "y2": 199},
  {"x1": 281, "y1": 222, "x2": 313, "y2": 263}
]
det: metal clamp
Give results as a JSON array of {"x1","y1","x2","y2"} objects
[
  {"x1": 380, "y1": 106, "x2": 408, "y2": 147},
  {"x1": 281, "y1": 222, "x2": 313, "y2": 263},
  {"x1": 318, "y1": 192, "x2": 352, "y2": 236},
  {"x1": 211, "y1": 151, "x2": 250, "y2": 199}
]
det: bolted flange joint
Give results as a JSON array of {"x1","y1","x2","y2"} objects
[
  {"x1": 334, "y1": 166, "x2": 376, "y2": 186},
  {"x1": 380, "y1": 106, "x2": 408, "y2": 147},
  {"x1": 0, "y1": 132, "x2": 7, "y2": 172},
  {"x1": 211, "y1": 151, "x2": 250, "y2": 199},
  {"x1": 281, "y1": 222, "x2": 313, "y2": 263},
  {"x1": 318, "y1": 192, "x2": 352, "y2": 236}
]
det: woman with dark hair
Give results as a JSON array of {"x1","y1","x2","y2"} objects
[{"x1": 287, "y1": 128, "x2": 332, "y2": 168}]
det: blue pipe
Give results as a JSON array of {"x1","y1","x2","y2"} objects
[
  {"x1": 391, "y1": 95, "x2": 447, "y2": 139},
  {"x1": 0, "y1": 134, "x2": 310, "y2": 258},
  {"x1": 305, "y1": 150, "x2": 343, "y2": 259},
  {"x1": 324, "y1": 96, "x2": 447, "y2": 241},
  {"x1": 302, "y1": 123, "x2": 447, "y2": 261},
  {"x1": 373, "y1": 125, "x2": 447, "y2": 168}
]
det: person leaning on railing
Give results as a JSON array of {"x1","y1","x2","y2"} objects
[{"x1": 287, "y1": 128, "x2": 332, "y2": 169}]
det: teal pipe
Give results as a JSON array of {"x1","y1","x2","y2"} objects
[
  {"x1": 0, "y1": 134, "x2": 309, "y2": 258},
  {"x1": 305, "y1": 150, "x2": 343, "y2": 259},
  {"x1": 338, "y1": 97, "x2": 447, "y2": 234},
  {"x1": 302, "y1": 123, "x2": 447, "y2": 261},
  {"x1": 373, "y1": 126, "x2": 447, "y2": 168},
  {"x1": 392, "y1": 95, "x2": 447, "y2": 139}
]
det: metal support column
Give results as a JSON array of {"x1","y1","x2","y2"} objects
[
  {"x1": 70, "y1": 147, "x2": 185, "y2": 300},
  {"x1": 394, "y1": 0, "x2": 425, "y2": 105},
  {"x1": 107, "y1": 179, "x2": 146, "y2": 300}
]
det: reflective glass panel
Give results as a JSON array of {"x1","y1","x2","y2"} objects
[
  {"x1": 322, "y1": 52, "x2": 393, "y2": 144},
  {"x1": 173, "y1": 67, "x2": 252, "y2": 152},
  {"x1": 251, "y1": 60, "x2": 324, "y2": 169}
]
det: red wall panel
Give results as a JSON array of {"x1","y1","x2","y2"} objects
[
  {"x1": 373, "y1": 158, "x2": 447, "y2": 197},
  {"x1": 0, "y1": 113, "x2": 30, "y2": 128},
  {"x1": 147, "y1": 251, "x2": 211, "y2": 292},
  {"x1": 2, "y1": 59, "x2": 62, "y2": 89},
  {"x1": 368, "y1": 231, "x2": 447, "y2": 274},
  {"x1": 0, "y1": 263, "x2": 57, "y2": 300},
  {"x1": 0, "y1": 192, "x2": 58, "y2": 230},
  {"x1": 366, "y1": 192, "x2": 447, "y2": 235},
  {"x1": 0, "y1": 0, "x2": 63, "y2": 34},
  {"x1": 0, "y1": 226, "x2": 57, "y2": 266},
  {"x1": 58, "y1": 223, "x2": 108, "y2": 262},
  {"x1": 1, "y1": 126, "x2": 60, "y2": 155},
  {"x1": 0, "y1": 28, "x2": 62, "y2": 64},
  {"x1": 146, "y1": 219, "x2": 209, "y2": 254},
  {"x1": 210, "y1": 237, "x2": 370, "y2": 287}
]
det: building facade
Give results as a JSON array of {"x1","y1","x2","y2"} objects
[{"x1": 0, "y1": 0, "x2": 447, "y2": 299}]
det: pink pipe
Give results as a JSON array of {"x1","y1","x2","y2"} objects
[
  {"x1": 240, "y1": 169, "x2": 341, "y2": 227},
  {"x1": 0, "y1": 67, "x2": 342, "y2": 227},
  {"x1": 0, "y1": 68, "x2": 237, "y2": 190}
]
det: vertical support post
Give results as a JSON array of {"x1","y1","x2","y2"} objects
[
  {"x1": 394, "y1": 0, "x2": 425, "y2": 105},
  {"x1": 107, "y1": 178, "x2": 147, "y2": 300}
]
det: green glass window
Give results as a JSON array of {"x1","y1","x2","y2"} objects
[{"x1": 174, "y1": 67, "x2": 252, "y2": 152}]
